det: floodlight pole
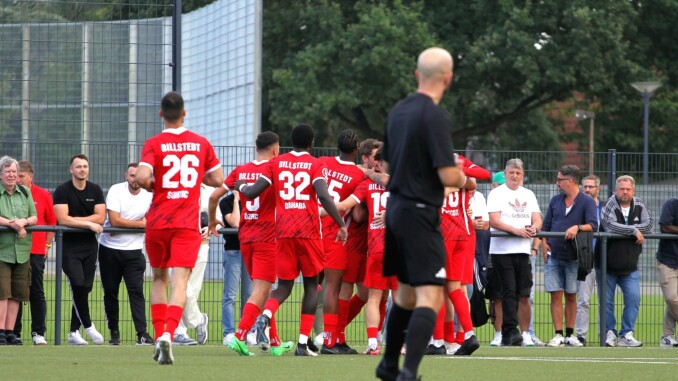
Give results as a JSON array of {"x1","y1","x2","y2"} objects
[
  {"x1": 574, "y1": 110, "x2": 595, "y2": 175},
  {"x1": 631, "y1": 81, "x2": 661, "y2": 186}
]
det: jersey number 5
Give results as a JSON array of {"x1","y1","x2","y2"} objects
[
  {"x1": 162, "y1": 154, "x2": 199, "y2": 189},
  {"x1": 279, "y1": 171, "x2": 310, "y2": 201}
]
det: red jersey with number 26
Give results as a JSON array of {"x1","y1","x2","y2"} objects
[
  {"x1": 318, "y1": 156, "x2": 365, "y2": 237},
  {"x1": 259, "y1": 151, "x2": 327, "y2": 240},
  {"x1": 140, "y1": 127, "x2": 221, "y2": 231},
  {"x1": 350, "y1": 179, "x2": 389, "y2": 255},
  {"x1": 224, "y1": 160, "x2": 275, "y2": 244}
]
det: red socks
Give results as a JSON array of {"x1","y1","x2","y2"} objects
[
  {"x1": 433, "y1": 303, "x2": 445, "y2": 340},
  {"x1": 367, "y1": 326, "x2": 378, "y2": 340},
  {"x1": 346, "y1": 295, "x2": 366, "y2": 326},
  {"x1": 444, "y1": 321, "x2": 456, "y2": 343},
  {"x1": 151, "y1": 304, "x2": 167, "y2": 340},
  {"x1": 165, "y1": 305, "x2": 183, "y2": 341},
  {"x1": 264, "y1": 298, "x2": 280, "y2": 316},
  {"x1": 323, "y1": 314, "x2": 337, "y2": 347},
  {"x1": 449, "y1": 289, "x2": 473, "y2": 333},
  {"x1": 300, "y1": 314, "x2": 315, "y2": 337},
  {"x1": 336, "y1": 299, "x2": 350, "y2": 343},
  {"x1": 235, "y1": 302, "x2": 261, "y2": 341}
]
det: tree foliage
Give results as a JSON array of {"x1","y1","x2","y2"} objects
[{"x1": 263, "y1": 0, "x2": 677, "y2": 152}]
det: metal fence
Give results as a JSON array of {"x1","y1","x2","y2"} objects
[{"x1": 3, "y1": 146, "x2": 678, "y2": 347}]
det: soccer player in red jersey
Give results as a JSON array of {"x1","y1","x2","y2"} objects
[
  {"x1": 207, "y1": 131, "x2": 293, "y2": 356},
  {"x1": 431, "y1": 154, "x2": 490, "y2": 356},
  {"x1": 136, "y1": 92, "x2": 224, "y2": 365},
  {"x1": 317, "y1": 129, "x2": 365, "y2": 355},
  {"x1": 332, "y1": 151, "x2": 397, "y2": 355},
  {"x1": 236, "y1": 124, "x2": 348, "y2": 356},
  {"x1": 336, "y1": 139, "x2": 384, "y2": 349}
]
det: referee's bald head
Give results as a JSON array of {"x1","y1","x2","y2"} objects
[{"x1": 416, "y1": 47, "x2": 453, "y2": 81}]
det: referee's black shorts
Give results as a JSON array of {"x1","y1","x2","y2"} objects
[{"x1": 384, "y1": 196, "x2": 446, "y2": 287}]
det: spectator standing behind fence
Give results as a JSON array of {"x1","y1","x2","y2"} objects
[
  {"x1": 173, "y1": 184, "x2": 217, "y2": 346},
  {"x1": 575, "y1": 174, "x2": 601, "y2": 346},
  {"x1": 597, "y1": 175, "x2": 652, "y2": 347},
  {"x1": 12, "y1": 160, "x2": 55, "y2": 345},
  {"x1": 98, "y1": 163, "x2": 154, "y2": 346},
  {"x1": 487, "y1": 158, "x2": 542, "y2": 347},
  {"x1": 218, "y1": 191, "x2": 252, "y2": 346},
  {"x1": 53, "y1": 154, "x2": 106, "y2": 346},
  {"x1": 655, "y1": 198, "x2": 678, "y2": 348},
  {"x1": 0, "y1": 156, "x2": 37, "y2": 345},
  {"x1": 541, "y1": 165, "x2": 598, "y2": 347}
]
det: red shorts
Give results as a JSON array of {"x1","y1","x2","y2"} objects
[
  {"x1": 364, "y1": 252, "x2": 398, "y2": 291},
  {"x1": 146, "y1": 228, "x2": 201, "y2": 269},
  {"x1": 276, "y1": 238, "x2": 323, "y2": 280},
  {"x1": 323, "y1": 236, "x2": 348, "y2": 271},
  {"x1": 343, "y1": 249, "x2": 366, "y2": 284},
  {"x1": 462, "y1": 240, "x2": 476, "y2": 285},
  {"x1": 445, "y1": 240, "x2": 468, "y2": 281},
  {"x1": 241, "y1": 241, "x2": 276, "y2": 283}
]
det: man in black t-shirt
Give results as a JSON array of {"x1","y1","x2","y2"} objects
[
  {"x1": 376, "y1": 47, "x2": 467, "y2": 381},
  {"x1": 218, "y1": 191, "x2": 252, "y2": 345},
  {"x1": 53, "y1": 154, "x2": 106, "y2": 345}
]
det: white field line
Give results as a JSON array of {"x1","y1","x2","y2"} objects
[{"x1": 440, "y1": 356, "x2": 678, "y2": 365}]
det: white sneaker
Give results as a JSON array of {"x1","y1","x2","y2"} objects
[
  {"x1": 313, "y1": 333, "x2": 324, "y2": 348},
  {"x1": 223, "y1": 333, "x2": 235, "y2": 346},
  {"x1": 156, "y1": 332, "x2": 174, "y2": 365},
  {"x1": 547, "y1": 334, "x2": 564, "y2": 347},
  {"x1": 490, "y1": 331, "x2": 502, "y2": 347},
  {"x1": 618, "y1": 331, "x2": 642, "y2": 347},
  {"x1": 85, "y1": 324, "x2": 104, "y2": 345},
  {"x1": 522, "y1": 332, "x2": 534, "y2": 347},
  {"x1": 605, "y1": 330, "x2": 617, "y2": 347},
  {"x1": 532, "y1": 336, "x2": 545, "y2": 347},
  {"x1": 445, "y1": 343, "x2": 461, "y2": 355},
  {"x1": 32, "y1": 333, "x2": 47, "y2": 346},
  {"x1": 196, "y1": 313, "x2": 208, "y2": 345},
  {"x1": 68, "y1": 330, "x2": 87, "y2": 346},
  {"x1": 660, "y1": 335, "x2": 678, "y2": 348},
  {"x1": 564, "y1": 335, "x2": 584, "y2": 347}
]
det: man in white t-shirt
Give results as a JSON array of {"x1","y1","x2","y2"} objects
[
  {"x1": 99, "y1": 163, "x2": 153, "y2": 345},
  {"x1": 487, "y1": 158, "x2": 542, "y2": 347},
  {"x1": 173, "y1": 184, "x2": 222, "y2": 346}
]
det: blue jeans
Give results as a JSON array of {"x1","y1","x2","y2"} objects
[
  {"x1": 595, "y1": 268, "x2": 640, "y2": 336},
  {"x1": 222, "y1": 250, "x2": 252, "y2": 335}
]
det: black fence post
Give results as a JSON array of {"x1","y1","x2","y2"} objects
[
  {"x1": 607, "y1": 149, "x2": 616, "y2": 199},
  {"x1": 599, "y1": 235, "x2": 608, "y2": 347},
  {"x1": 54, "y1": 227, "x2": 63, "y2": 346},
  {"x1": 172, "y1": 0, "x2": 182, "y2": 92}
]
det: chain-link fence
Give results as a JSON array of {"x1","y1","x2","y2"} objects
[{"x1": 3, "y1": 146, "x2": 678, "y2": 347}]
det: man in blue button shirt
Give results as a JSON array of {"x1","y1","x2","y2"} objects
[{"x1": 541, "y1": 165, "x2": 598, "y2": 347}]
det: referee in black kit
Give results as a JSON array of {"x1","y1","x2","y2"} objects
[{"x1": 376, "y1": 47, "x2": 467, "y2": 381}]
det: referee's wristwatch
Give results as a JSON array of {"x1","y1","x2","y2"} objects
[{"x1": 577, "y1": 224, "x2": 582, "y2": 232}]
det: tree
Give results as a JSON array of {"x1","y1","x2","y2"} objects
[{"x1": 263, "y1": 0, "x2": 677, "y2": 151}]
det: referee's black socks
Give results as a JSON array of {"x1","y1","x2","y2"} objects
[
  {"x1": 403, "y1": 307, "x2": 437, "y2": 377},
  {"x1": 383, "y1": 303, "x2": 413, "y2": 369}
]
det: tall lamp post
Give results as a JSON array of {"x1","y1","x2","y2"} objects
[
  {"x1": 631, "y1": 81, "x2": 662, "y2": 186},
  {"x1": 574, "y1": 109, "x2": 595, "y2": 175}
]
